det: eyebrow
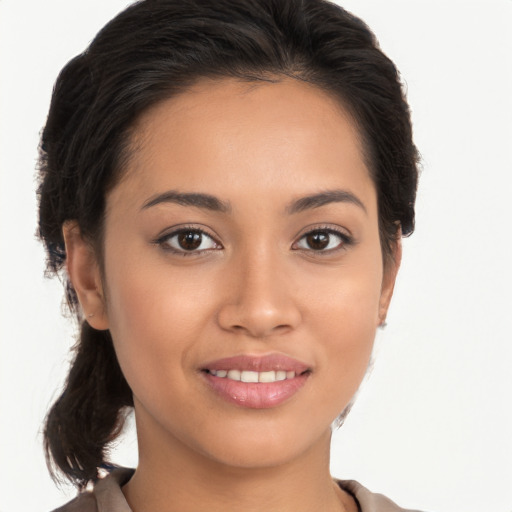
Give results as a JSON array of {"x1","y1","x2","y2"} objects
[
  {"x1": 141, "y1": 188, "x2": 366, "y2": 215},
  {"x1": 142, "y1": 191, "x2": 232, "y2": 213},
  {"x1": 286, "y1": 189, "x2": 367, "y2": 215}
]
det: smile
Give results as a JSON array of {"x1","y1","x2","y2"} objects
[
  {"x1": 207, "y1": 369, "x2": 298, "y2": 382},
  {"x1": 201, "y1": 354, "x2": 311, "y2": 409}
]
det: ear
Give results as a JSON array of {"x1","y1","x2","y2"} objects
[
  {"x1": 378, "y1": 233, "x2": 402, "y2": 327},
  {"x1": 63, "y1": 221, "x2": 109, "y2": 330}
]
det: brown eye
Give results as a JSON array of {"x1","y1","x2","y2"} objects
[
  {"x1": 178, "y1": 231, "x2": 203, "y2": 251},
  {"x1": 294, "y1": 229, "x2": 350, "y2": 252},
  {"x1": 158, "y1": 228, "x2": 220, "y2": 254},
  {"x1": 305, "y1": 232, "x2": 330, "y2": 250}
]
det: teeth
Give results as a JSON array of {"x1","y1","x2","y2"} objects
[
  {"x1": 227, "y1": 369, "x2": 241, "y2": 381},
  {"x1": 259, "y1": 371, "x2": 276, "y2": 383},
  {"x1": 210, "y1": 369, "x2": 297, "y2": 382},
  {"x1": 241, "y1": 370, "x2": 259, "y2": 383}
]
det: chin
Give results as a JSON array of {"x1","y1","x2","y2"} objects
[{"x1": 191, "y1": 417, "x2": 333, "y2": 471}]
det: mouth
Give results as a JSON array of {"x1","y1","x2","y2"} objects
[
  {"x1": 200, "y1": 354, "x2": 311, "y2": 409},
  {"x1": 205, "y1": 368, "x2": 303, "y2": 383}
]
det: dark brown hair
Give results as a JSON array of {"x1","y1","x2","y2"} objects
[{"x1": 38, "y1": 0, "x2": 419, "y2": 489}]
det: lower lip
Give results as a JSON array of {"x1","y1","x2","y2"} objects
[{"x1": 203, "y1": 372, "x2": 310, "y2": 409}]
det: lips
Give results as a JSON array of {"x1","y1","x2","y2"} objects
[
  {"x1": 202, "y1": 354, "x2": 310, "y2": 373},
  {"x1": 201, "y1": 354, "x2": 311, "y2": 409}
]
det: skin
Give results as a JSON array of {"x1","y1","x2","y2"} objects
[{"x1": 64, "y1": 77, "x2": 400, "y2": 512}]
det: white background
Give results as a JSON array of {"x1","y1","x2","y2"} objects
[{"x1": 1, "y1": 1, "x2": 511, "y2": 511}]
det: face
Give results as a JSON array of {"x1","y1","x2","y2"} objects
[{"x1": 68, "y1": 78, "x2": 399, "y2": 471}]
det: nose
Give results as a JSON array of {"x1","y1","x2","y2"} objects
[{"x1": 216, "y1": 251, "x2": 302, "y2": 338}]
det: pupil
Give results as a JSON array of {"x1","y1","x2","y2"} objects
[
  {"x1": 178, "y1": 231, "x2": 202, "y2": 250},
  {"x1": 307, "y1": 232, "x2": 329, "y2": 250}
]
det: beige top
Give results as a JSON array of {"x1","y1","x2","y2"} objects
[{"x1": 52, "y1": 468, "x2": 424, "y2": 512}]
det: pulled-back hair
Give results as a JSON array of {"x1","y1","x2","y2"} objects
[{"x1": 38, "y1": 0, "x2": 419, "y2": 489}]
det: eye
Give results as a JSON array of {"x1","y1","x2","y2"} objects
[
  {"x1": 293, "y1": 228, "x2": 351, "y2": 252},
  {"x1": 157, "y1": 228, "x2": 221, "y2": 254}
]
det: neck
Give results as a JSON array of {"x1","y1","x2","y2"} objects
[{"x1": 122, "y1": 409, "x2": 355, "y2": 512}]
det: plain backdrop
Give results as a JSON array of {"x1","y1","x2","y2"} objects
[{"x1": 1, "y1": 1, "x2": 511, "y2": 511}]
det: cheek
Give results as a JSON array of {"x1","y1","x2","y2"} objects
[
  {"x1": 305, "y1": 258, "x2": 383, "y2": 406},
  {"x1": 102, "y1": 251, "x2": 216, "y2": 392},
  {"x1": 305, "y1": 246, "x2": 383, "y2": 332}
]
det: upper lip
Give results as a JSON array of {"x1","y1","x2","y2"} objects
[{"x1": 201, "y1": 354, "x2": 311, "y2": 374}]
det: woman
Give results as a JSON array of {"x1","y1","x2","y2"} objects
[{"x1": 37, "y1": 0, "x2": 420, "y2": 510}]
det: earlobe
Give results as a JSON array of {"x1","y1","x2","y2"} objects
[
  {"x1": 63, "y1": 221, "x2": 109, "y2": 330},
  {"x1": 378, "y1": 235, "x2": 402, "y2": 327}
]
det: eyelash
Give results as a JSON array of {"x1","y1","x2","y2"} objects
[
  {"x1": 292, "y1": 226, "x2": 353, "y2": 255},
  {"x1": 154, "y1": 225, "x2": 353, "y2": 256},
  {"x1": 154, "y1": 226, "x2": 222, "y2": 256}
]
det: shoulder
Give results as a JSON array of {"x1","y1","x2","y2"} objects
[
  {"x1": 337, "y1": 480, "x2": 426, "y2": 512},
  {"x1": 51, "y1": 468, "x2": 135, "y2": 512},
  {"x1": 52, "y1": 492, "x2": 97, "y2": 512}
]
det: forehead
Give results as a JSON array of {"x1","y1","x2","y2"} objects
[{"x1": 112, "y1": 77, "x2": 375, "y2": 214}]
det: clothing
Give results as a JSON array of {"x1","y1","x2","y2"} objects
[{"x1": 52, "y1": 467, "x2": 424, "y2": 512}]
